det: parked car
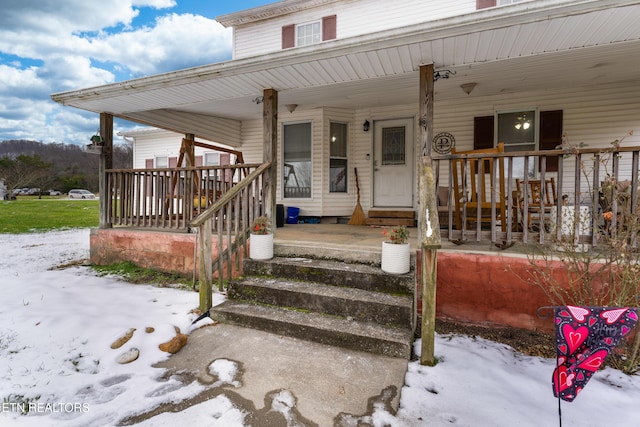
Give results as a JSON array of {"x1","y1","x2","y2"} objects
[
  {"x1": 68, "y1": 189, "x2": 96, "y2": 199},
  {"x1": 48, "y1": 190, "x2": 62, "y2": 196}
]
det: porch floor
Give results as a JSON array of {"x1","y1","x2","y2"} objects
[{"x1": 272, "y1": 222, "x2": 525, "y2": 262}]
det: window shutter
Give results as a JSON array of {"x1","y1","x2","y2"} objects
[
  {"x1": 145, "y1": 158, "x2": 154, "y2": 168},
  {"x1": 474, "y1": 116, "x2": 494, "y2": 149},
  {"x1": 539, "y1": 110, "x2": 563, "y2": 172},
  {"x1": 282, "y1": 24, "x2": 295, "y2": 49},
  {"x1": 322, "y1": 15, "x2": 336, "y2": 41},
  {"x1": 476, "y1": 0, "x2": 496, "y2": 9},
  {"x1": 195, "y1": 155, "x2": 203, "y2": 167},
  {"x1": 168, "y1": 157, "x2": 178, "y2": 168}
]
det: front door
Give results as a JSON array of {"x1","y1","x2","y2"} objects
[{"x1": 373, "y1": 118, "x2": 414, "y2": 207}]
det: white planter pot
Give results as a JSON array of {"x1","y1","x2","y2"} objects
[
  {"x1": 250, "y1": 233, "x2": 273, "y2": 260},
  {"x1": 381, "y1": 242, "x2": 410, "y2": 274}
]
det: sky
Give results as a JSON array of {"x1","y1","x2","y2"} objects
[
  {"x1": 1, "y1": 226, "x2": 639, "y2": 426},
  {"x1": 0, "y1": 0, "x2": 273, "y2": 146}
]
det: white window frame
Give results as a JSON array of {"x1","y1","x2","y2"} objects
[
  {"x1": 203, "y1": 152, "x2": 220, "y2": 166},
  {"x1": 155, "y1": 156, "x2": 168, "y2": 168},
  {"x1": 495, "y1": 107, "x2": 539, "y2": 179},
  {"x1": 329, "y1": 121, "x2": 348, "y2": 193},
  {"x1": 296, "y1": 20, "x2": 322, "y2": 47},
  {"x1": 282, "y1": 121, "x2": 313, "y2": 199}
]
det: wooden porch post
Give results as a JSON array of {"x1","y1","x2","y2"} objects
[
  {"x1": 418, "y1": 64, "x2": 441, "y2": 366},
  {"x1": 263, "y1": 88, "x2": 278, "y2": 222},
  {"x1": 184, "y1": 133, "x2": 195, "y2": 166},
  {"x1": 99, "y1": 112, "x2": 113, "y2": 229}
]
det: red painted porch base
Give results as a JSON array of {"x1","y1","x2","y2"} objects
[
  {"x1": 90, "y1": 229, "x2": 561, "y2": 333},
  {"x1": 89, "y1": 228, "x2": 243, "y2": 279},
  {"x1": 419, "y1": 250, "x2": 561, "y2": 334}
]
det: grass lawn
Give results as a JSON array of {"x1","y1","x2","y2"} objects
[{"x1": 0, "y1": 196, "x2": 99, "y2": 233}]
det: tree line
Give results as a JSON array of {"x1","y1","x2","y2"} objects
[{"x1": 0, "y1": 139, "x2": 132, "y2": 196}]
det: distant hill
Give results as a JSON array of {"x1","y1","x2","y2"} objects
[{"x1": 0, "y1": 139, "x2": 132, "y2": 193}]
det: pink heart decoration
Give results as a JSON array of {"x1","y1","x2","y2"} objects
[
  {"x1": 629, "y1": 311, "x2": 638, "y2": 321},
  {"x1": 554, "y1": 365, "x2": 575, "y2": 393},
  {"x1": 563, "y1": 324, "x2": 589, "y2": 354},
  {"x1": 559, "y1": 310, "x2": 570, "y2": 318},
  {"x1": 577, "y1": 371, "x2": 585, "y2": 381},
  {"x1": 557, "y1": 356, "x2": 566, "y2": 366},
  {"x1": 604, "y1": 337, "x2": 614, "y2": 346},
  {"x1": 601, "y1": 308, "x2": 627, "y2": 324},
  {"x1": 558, "y1": 344, "x2": 568, "y2": 355},
  {"x1": 588, "y1": 317, "x2": 597, "y2": 327},
  {"x1": 621, "y1": 326, "x2": 630, "y2": 336},
  {"x1": 567, "y1": 306, "x2": 590, "y2": 322},
  {"x1": 578, "y1": 349, "x2": 608, "y2": 372}
]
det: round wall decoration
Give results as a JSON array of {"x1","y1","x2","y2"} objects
[{"x1": 432, "y1": 132, "x2": 455, "y2": 154}]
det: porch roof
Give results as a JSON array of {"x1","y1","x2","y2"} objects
[{"x1": 51, "y1": 0, "x2": 640, "y2": 144}]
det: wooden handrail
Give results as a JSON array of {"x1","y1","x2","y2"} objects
[
  {"x1": 190, "y1": 161, "x2": 271, "y2": 312},
  {"x1": 190, "y1": 162, "x2": 271, "y2": 228}
]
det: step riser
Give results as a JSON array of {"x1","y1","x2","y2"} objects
[
  {"x1": 227, "y1": 282, "x2": 412, "y2": 327},
  {"x1": 211, "y1": 309, "x2": 411, "y2": 358},
  {"x1": 243, "y1": 259, "x2": 413, "y2": 295}
]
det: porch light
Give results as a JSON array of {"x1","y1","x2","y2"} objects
[
  {"x1": 363, "y1": 120, "x2": 370, "y2": 132},
  {"x1": 460, "y1": 83, "x2": 476, "y2": 95},
  {"x1": 285, "y1": 104, "x2": 298, "y2": 113},
  {"x1": 514, "y1": 114, "x2": 531, "y2": 130}
]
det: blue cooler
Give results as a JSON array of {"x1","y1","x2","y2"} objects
[{"x1": 286, "y1": 207, "x2": 300, "y2": 224}]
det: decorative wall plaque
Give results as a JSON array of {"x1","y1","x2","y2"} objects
[{"x1": 432, "y1": 132, "x2": 455, "y2": 154}]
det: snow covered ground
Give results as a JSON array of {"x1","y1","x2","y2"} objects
[{"x1": 0, "y1": 229, "x2": 638, "y2": 426}]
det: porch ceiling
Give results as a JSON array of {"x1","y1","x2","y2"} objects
[{"x1": 52, "y1": 1, "x2": 640, "y2": 142}]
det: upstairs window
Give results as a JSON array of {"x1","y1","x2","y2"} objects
[
  {"x1": 297, "y1": 21, "x2": 321, "y2": 47},
  {"x1": 282, "y1": 15, "x2": 336, "y2": 49}
]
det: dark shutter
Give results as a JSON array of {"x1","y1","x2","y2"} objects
[
  {"x1": 195, "y1": 155, "x2": 203, "y2": 167},
  {"x1": 539, "y1": 110, "x2": 563, "y2": 172},
  {"x1": 474, "y1": 116, "x2": 494, "y2": 149},
  {"x1": 168, "y1": 157, "x2": 177, "y2": 168},
  {"x1": 145, "y1": 158, "x2": 154, "y2": 168},
  {"x1": 282, "y1": 24, "x2": 295, "y2": 49},
  {"x1": 476, "y1": 0, "x2": 496, "y2": 9},
  {"x1": 322, "y1": 15, "x2": 337, "y2": 41}
]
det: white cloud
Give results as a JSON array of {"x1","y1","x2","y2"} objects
[{"x1": 0, "y1": 0, "x2": 233, "y2": 143}]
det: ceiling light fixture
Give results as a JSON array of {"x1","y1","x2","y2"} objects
[{"x1": 460, "y1": 83, "x2": 477, "y2": 95}]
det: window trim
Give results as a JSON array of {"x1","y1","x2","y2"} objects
[
  {"x1": 282, "y1": 121, "x2": 313, "y2": 199},
  {"x1": 329, "y1": 121, "x2": 348, "y2": 193},
  {"x1": 295, "y1": 20, "x2": 322, "y2": 47}
]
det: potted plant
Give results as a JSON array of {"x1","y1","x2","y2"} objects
[
  {"x1": 381, "y1": 225, "x2": 410, "y2": 274},
  {"x1": 249, "y1": 215, "x2": 273, "y2": 260}
]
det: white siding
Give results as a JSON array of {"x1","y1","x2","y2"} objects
[
  {"x1": 233, "y1": 0, "x2": 476, "y2": 59},
  {"x1": 130, "y1": 130, "x2": 236, "y2": 169}
]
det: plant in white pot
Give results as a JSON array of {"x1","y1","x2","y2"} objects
[
  {"x1": 381, "y1": 225, "x2": 410, "y2": 274},
  {"x1": 249, "y1": 215, "x2": 273, "y2": 260}
]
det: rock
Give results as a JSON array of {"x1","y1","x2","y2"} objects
[
  {"x1": 111, "y1": 328, "x2": 136, "y2": 349},
  {"x1": 159, "y1": 333, "x2": 188, "y2": 354},
  {"x1": 116, "y1": 348, "x2": 139, "y2": 364},
  {"x1": 145, "y1": 327, "x2": 155, "y2": 333}
]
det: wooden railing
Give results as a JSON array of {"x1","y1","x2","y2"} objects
[
  {"x1": 104, "y1": 164, "x2": 259, "y2": 230},
  {"x1": 433, "y1": 146, "x2": 640, "y2": 247},
  {"x1": 190, "y1": 162, "x2": 271, "y2": 311}
]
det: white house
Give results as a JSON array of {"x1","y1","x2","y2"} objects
[
  {"x1": 52, "y1": 0, "x2": 640, "y2": 221},
  {"x1": 120, "y1": 128, "x2": 237, "y2": 170}
]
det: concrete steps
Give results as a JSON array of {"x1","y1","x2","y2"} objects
[{"x1": 210, "y1": 256, "x2": 415, "y2": 358}]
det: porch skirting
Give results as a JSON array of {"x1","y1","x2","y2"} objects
[
  {"x1": 89, "y1": 228, "x2": 242, "y2": 279},
  {"x1": 90, "y1": 227, "x2": 565, "y2": 334}
]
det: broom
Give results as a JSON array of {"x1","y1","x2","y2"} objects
[{"x1": 348, "y1": 168, "x2": 367, "y2": 225}]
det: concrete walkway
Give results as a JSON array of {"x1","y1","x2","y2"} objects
[{"x1": 152, "y1": 323, "x2": 409, "y2": 426}]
